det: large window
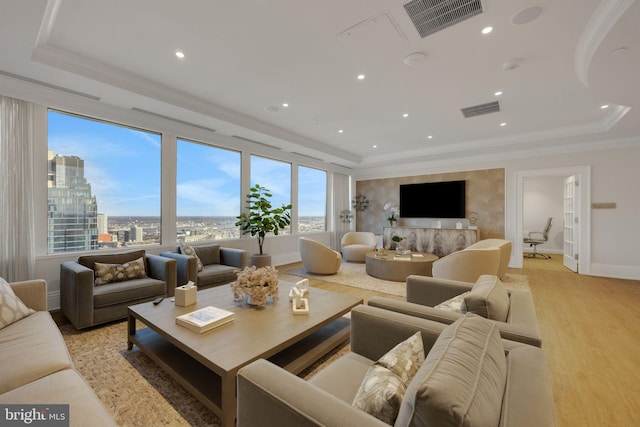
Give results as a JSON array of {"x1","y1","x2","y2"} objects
[
  {"x1": 250, "y1": 155, "x2": 292, "y2": 235},
  {"x1": 47, "y1": 110, "x2": 161, "y2": 253},
  {"x1": 298, "y1": 165, "x2": 327, "y2": 232},
  {"x1": 176, "y1": 139, "x2": 241, "y2": 241}
]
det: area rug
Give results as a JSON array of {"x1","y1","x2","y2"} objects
[
  {"x1": 285, "y1": 262, "x2": 529, "y2": 297},
  {"x1": 60, "y1": 321, "x2": 349, "y2": 427}
]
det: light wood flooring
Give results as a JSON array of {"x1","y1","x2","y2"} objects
[{"x1": 280, "y1": 255, "x2": 640, "y2": 427}]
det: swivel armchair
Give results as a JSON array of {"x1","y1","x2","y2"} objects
[{"x1": 524, "y1": 217, "x2": 553, "y2": 259}]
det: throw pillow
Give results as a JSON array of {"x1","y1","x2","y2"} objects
[
  {"x1": 94, "y1": 257, "x2": 147, "y2": 286},
  {"x1": 433, "y1": 291, "x2": 470, "y2": 313},
  {"x1": 179, "y1": 243, "x2": 203, "y2": 272},
  {"x1": 353, "y1": 331, "x2": 425, "y2": 424},
  {"x1": 395, "y1": 313, "x2": 507, "y2": 427},
  {"x1": 193, "y1": 244, "x2": 221, "y2": 266},
  {"x1": 0, "y1": 277, "x2": 35, "y2": 330},
  {"x1": 464, "y1": 275, "x2": 510, "y2": 322}
]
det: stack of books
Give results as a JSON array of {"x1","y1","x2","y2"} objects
[{"x1": 176, "y1": 306, "x2": 234, "y2": 333}]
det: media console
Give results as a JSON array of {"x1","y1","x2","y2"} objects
[{"x1": 382, "y1": 227, "x2": 479, "y2": 256}]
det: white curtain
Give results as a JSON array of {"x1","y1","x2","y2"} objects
[
  {"x1": 331, "y1": 172, "x2": 351, "y2": 250},
  {"x1": 0, "y1": 96, "x2": 35, "y2": 281}
]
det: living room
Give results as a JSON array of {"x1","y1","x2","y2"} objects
[{"x1": 2, "y1": 1, "x2": 640, "y2": 426}]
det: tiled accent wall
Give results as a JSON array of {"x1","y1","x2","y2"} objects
[{"x1": 355, "y1": 168, "x2": 505, "y2": 240}]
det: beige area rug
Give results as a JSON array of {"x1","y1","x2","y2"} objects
[
  {"x1": 285, "y1": 262, "x2": 530, "y2": 296},
  {"x1": 60, "y1": 321, "x2": 349, "y2": 427}
]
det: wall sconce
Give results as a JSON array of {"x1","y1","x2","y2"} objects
[
  {"x1": 340, "y1": 209, "x2": 353, "y2": 223},
  {"x1": 352, "y1": 195, "x2": 369, "y2": 211}
]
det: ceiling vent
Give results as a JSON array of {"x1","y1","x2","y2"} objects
[
  {"x1": 461, "y1": 101, "x2": 500, "y2": 118},
  {"x1": 404, "y1": 0, "x2": 484, "y2": 38}
]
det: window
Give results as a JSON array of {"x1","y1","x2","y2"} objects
[
  {"x1": 298, "y1": 166, "x2": 327, "y2": 232},
  {"x1": 47, "y1": 110, "x2": 161, "y2": 253},
  {"x1": 250, "y1": 155, "x2": 292, "y2": 235},
  {"x1": 176, "y1": 139, "x2": 241, "y2": 241}
]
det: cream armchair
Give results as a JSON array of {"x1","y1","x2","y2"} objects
[
  {"x1": 340, "y1": 231, "x2": 377, "y2": 262},
  {"x1": 299, "y1": 237, "x2": 341, "y2": 275},
  {"x1": 431, "y1": 246, "x2": 501, "y2": 282}
]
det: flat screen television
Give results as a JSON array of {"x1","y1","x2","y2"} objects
[{"x1": 399, "y1": 180, "x2": 466, "y2": 218}]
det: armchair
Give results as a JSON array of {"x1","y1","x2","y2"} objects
[
  {"x1": 431, "y1": 246, "x2": 501, "y2": 282},
  {"x1": 368, "y1": 274, "x2": 542, "y2": 347},
  {"x1": 60, "y1": 250, "x2": 176, "y2": 329},
  {"x1": 299, "y1": 237, "x2": 341, "y2": 274},
  {"x1": 340, "y1": 231, "x2": 377, "y2": 262},
  {"x1": 237, "y1": 305, "x2": 554, "y2": 427}
]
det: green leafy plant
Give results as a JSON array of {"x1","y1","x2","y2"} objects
[
  {"x1": 391, "y1": 235, "x2": 405, "y2": 243},
  {"x1": 235, "y1": 184, "x2": 292, "y2": 255}
]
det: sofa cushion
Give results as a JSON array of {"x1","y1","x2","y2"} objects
[
  {"x1": 0, "y1": 277, "x2": 35, "y2": 330},
  {"x1": 396, "y1": 313, "x2": 507, "y2": 427},
  {"x1": 94, "y1": 257, "x2": 147, "y2": 286},
  {"x1": 193, "y1": 244, "x2": 221, "y2": 266},
  {"x1": 0, "y1": 312, "x2": 73, "y2": 394},
  {"x1": 93, "y1": 278, "x2": 166, "y2": 308},
  {"x1": 433, "y1": 291, "x2": 470, "y2": 314},
  {"x1": 197, "y1": 264, "x2": 240, "y2": 288},
  {"x1": 78, "y1": 250, "x2": 146, "y2": 271},
  {"x1": 352, "y1": 331, "x2": 425, "y2": 425},
  {"x1": 179, "y1": 243, "x2": 204, "y2": 271},
  {"x1": 464, "y1": 275, "x2": 510, "y2": 322},
  {"x1": 0, "y1": 369, "x2": 118, "y2": 426}
]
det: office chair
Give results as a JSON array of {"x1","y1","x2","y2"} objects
[{"x1": 524, "y1": 217, "x2": 553, "y2": 259}]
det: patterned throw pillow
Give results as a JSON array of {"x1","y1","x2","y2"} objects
[
  {"x1": 94, "y1": 257, "x2": 147, "y2": 286},
  {"x1": 434, "y1": 291, "x2": 470, "y2": 313},
  {"x1": 352, "y1": 331, "x2": 425, "y2": 424},
  {"x1": 179, "y1": 243, "x2": 203, "y2": 272},
  {"x1": 0, "y1": 277, "x2": 35, "y2": 330}
]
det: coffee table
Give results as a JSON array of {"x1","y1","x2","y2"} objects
[
  {"x1": 365, "y1": 251, "x2": 439, "y2": 281},
  {"x1": 127, "y1": 282, "x2": 362, "y2": 427}
]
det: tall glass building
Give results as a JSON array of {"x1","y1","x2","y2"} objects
[{"x1": 47, "y1": 151, "x2": 98, "y2": 253}]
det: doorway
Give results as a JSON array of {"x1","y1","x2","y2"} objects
[{"x1": 514, "y1": 166, "x2": 591, "y2": 274}]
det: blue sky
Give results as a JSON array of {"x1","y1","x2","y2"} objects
[{"x1": 48, "y1": 111, "x2": 326, "y2": 217}]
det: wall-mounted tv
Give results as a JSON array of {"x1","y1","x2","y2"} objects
[{"x1": 399, "y1": 180, "x2": 466, "y2": 218}]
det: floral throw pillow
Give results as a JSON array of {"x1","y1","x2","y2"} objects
[
  {"x1": 94, "y1": 257, "x2": 147, "y2": 286},
  {"x1": 1, "y1": 277, "x2": 35, "y2": 330},
  {"x1": 179, "y1": 243, "x2": 203, "y2": 272},
  {"x1": 352, "y1": 331, "x2": 425, "y2": 424},
  {"x1": 434, "y1": 291, "x2": 470, "y2": 314}
]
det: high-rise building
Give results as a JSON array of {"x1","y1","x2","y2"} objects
[
  {"x1": 47, "y1": 151, "x2": 98, "y2": 253},
  {"x1": 97, "y1": 213, "x2": 108, "y2": 234},
  {"x1": 130, "y1": 226, "x2": 144, "y2": 242}
]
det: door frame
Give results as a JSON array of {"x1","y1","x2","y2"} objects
[{"x1": 513, "y1": 165, "x2": 591, "y2": 274}]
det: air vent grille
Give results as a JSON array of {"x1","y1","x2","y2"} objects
[
  {"x1": 461, "y1": 101, "x2": 500, "y2": 118},
  {"x1": 404, "y1": 0, "x2": 483, "y2": 38}
]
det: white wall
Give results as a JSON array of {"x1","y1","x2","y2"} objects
[{"x1": 523, "y1": 176, "x2": 564, "y2": 254}]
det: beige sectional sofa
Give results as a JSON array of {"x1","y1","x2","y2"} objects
[
  {"x1": 0, "y1": 279, "x2": 116, "y2": 426},
  {"x1": 237, "y1": 305, "x2": 555, "y2": 427}
]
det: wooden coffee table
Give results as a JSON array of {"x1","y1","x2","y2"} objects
[
  {"x1": 127, "y1": 282, "x2": 362, "y2": 427},
  {"x1": 365, "y1": 251, "x2": 439, "y2": 281}
]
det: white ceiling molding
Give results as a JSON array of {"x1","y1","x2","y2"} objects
[{"x1": 574, "y1": 0, "x2": 636, "y2": 87}]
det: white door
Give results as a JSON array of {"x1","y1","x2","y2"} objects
[{"x1": 563, "y1": 175, "x2": 579, "y2": 272}]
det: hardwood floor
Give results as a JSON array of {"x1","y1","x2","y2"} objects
[{"x1": 280, "y1": 256, "x2": 640, "y2": 427}]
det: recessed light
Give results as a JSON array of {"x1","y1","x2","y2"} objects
[
  {"x1": 482, "y1": 26, "x2": 493, "y2": 34},
  {"x1": 357, "y1": 74, "x2": 365, "y2": 80},
  {"x1": 175, "y1": 50, "x2": 185, "y2": 59},
  {"x1": 282, "y1": 103, "x2": 289, "y2": 108},
  {"x1": 600, "y1": 104, "x2": 609, "y2": 109},
  {"x1": 494, "y1": 91, "x2": 503, "y2": 96},
  {"x1": 427, "y1": 135, "x2": 433, "y2": 139},
  {"x1": 500, "y1": 122, "x2": 507, "y2": 127},
  {"x1": 372, "y1": 145, "x2": 377, "y2": 148},
  {"x1": 402, "y1": 113, "x2": 409, "y2": 118},
  {"x1": 338, "y1": 129, "x2": 344, "y2": 133}
]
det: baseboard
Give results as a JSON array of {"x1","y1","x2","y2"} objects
[
  {"x1": 48, "y1": 289, "x2": 61, "y2": 311},
  {"x1": 523, "y1": 248, "x2": 563, "y2": 255},
  {"x1": 589, "y1": 263, "x2": 640, "y2": 281}
]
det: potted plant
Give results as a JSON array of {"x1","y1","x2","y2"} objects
[{"x1": 235, "y1": 184, "x2": 292, "y2": 266}]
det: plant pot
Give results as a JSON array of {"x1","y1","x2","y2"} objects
[{"x1": 251, "y1": 254, "x2": 272, "y2": 268}]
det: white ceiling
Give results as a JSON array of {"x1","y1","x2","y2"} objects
[{"x1": 1, "y1": 0, "x2": 639, "y2": 170}]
